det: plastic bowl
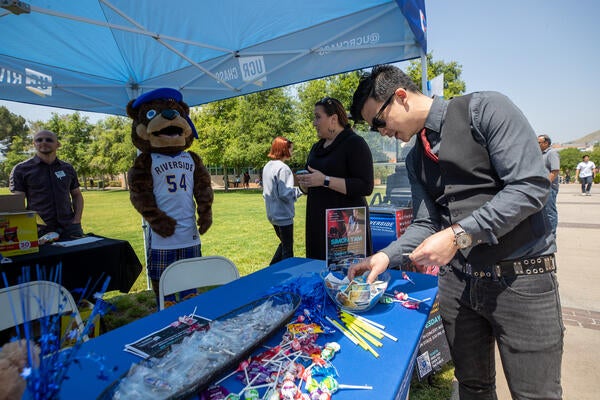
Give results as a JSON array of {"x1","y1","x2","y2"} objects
[{"x1": 320, "y1": 268, "x2": 390, "y2": 313}]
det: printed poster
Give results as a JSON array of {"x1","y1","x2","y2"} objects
[
  {"x1": 325, "y1": 207, "x2": 366, "y2": 270},
  {"x1": 415, "y1": 295, "x2": 452, "y2": 380}
]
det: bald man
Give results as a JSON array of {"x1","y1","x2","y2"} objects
[{"x1": 9, "y1": 130, "x2": 84, "y2": 240}]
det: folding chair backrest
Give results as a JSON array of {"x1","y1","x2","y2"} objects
[
  {"x1": 158, "y1": 256, "x2": 240, "y2": 310},
  {"x1": 0, "y1": 280, "x2": 84, "y2": 335}
]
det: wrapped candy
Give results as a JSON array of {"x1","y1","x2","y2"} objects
[
  {"x1": 200, "y1": 385, "x2": 231, "y2": 400},
  {"x1": 143, "y1": 375, "x2": 173, "y2": 392},
  {"x1": 319, "y1": 342, "x2": 340, "y2": 361},
  {"x1": 243, "y1": 388, "x2": 259, "y2": 399},
  {"x1": 280, "y1": 378, "x2": 298, "y2": 399}
]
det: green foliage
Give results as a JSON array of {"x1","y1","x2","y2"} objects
[
  {"x1": 192, "y1": 88, "x2": 298, "y2": 173},
  {"x1": 558, "y1": 147, "x2": 586, "y2": 175},
  {"x1": 88, "y1": 116, "x2": 136, "y2": 180},
  {"x1": 409, "y1": 363, "x2": 455, "y2": 400},
  {"x1": 407, "y1": 53, "x2": 466, "y2": 98},
  {"x1": 293, "y1": 72, "x2": 362, "y2": 166},
  {"x1": 40, "y1": 113, "x2": 95, "y2": 179},
  {"x1": 0, "y1": 106, "x2": 31, "y2": 185},
  {"x1": 0, "y1": 135, "x2": 31, "y2": 186},
  {"x1": 0, "y1": 106, "x2": 29, "y2": 156}
]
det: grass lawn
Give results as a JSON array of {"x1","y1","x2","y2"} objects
[
  {"x1": 0, "y1": 186, "x2": 452, "y2": 399},
  {"x1": 78, "y1": 187, "x2": 308, "y2": 292}
]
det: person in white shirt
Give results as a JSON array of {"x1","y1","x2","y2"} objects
[
  {"x1": 262, "y1": 136, "x2": 302, "y2": 265},
  {"x1": 575, "y1": 154, "x2": 597, "y2": 196}
]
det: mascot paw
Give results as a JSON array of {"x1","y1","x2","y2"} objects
[
  {"x1": 152, "y1": 217, "x2": 177, "y2": 238},
  {"x1": 197, "y1": 217, "x2": 212, "y2": 235}
]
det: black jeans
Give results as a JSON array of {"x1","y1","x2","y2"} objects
[
  {"x1": 270, "y1": 224, "x2": 294, "y2": 265},
  {"x1": 438, "y1": 265, "x2": 564, "y2": 400}
]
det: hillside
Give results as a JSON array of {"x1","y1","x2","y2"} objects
[{"x1": 564, "y1": 129, "x2": 600, "y2": 145}]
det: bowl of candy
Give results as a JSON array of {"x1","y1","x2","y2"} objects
[{"x1": 320, "y1": 268, "x2": 390, "y2": 313}]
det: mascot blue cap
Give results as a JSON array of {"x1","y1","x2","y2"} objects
[{"x1": 132, "y1": 88, "x2": 198, "y2": 138}]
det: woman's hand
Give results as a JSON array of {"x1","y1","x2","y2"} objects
[{"x1": 297, "y1": 166, "x2": 325, "y2": 188}]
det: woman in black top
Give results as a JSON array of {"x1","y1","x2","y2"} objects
[{"x1": 297, "y1": 97, "x2": 374, "y2": 260}]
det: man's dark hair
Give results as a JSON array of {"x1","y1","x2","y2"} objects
[
  {"x1": 538, "y1": 134, "x2": 552, "y2": 145},
  {"x1": 350, "y1": 64, "x2": 420, "y2": 123}
]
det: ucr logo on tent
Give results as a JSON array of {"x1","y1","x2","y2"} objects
[
  {"x1": 238, "y1": 56, "x2": 266, "y2": 86},
  {"x1": 25, "y1": 68, "x2": 52, "y2": 97}
]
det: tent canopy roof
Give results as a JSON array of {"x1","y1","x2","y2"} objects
[{"x1": 0, "y1": 0, "x2": 427, "y2": 116}]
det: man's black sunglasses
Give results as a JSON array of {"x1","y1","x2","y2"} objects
[
  {"x1": 370, "y1": 93, "x2": 395, "y2": 132},
  {"x1": 35, "y1": 137, "x2": 56, "y2": 143}
]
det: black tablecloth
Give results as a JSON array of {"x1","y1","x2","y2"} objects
[{"x1": 0, "y1": 235, "x2": 143, "y2": 293}]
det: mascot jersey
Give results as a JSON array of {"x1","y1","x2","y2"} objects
[{"x1": 150, "y1": 151, "x2": 200, "y2": 249}]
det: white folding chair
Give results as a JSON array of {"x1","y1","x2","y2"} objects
[
  {"x1": 0, "y1": 280, "x2": 86, "y2": 340},
  {"x1": 158, "y1": 256, "x2": 240, "y2": 310}
]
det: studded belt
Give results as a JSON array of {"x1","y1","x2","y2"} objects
[{"x1": 459, "y1": 254, "x2": 556, "y2": 279}]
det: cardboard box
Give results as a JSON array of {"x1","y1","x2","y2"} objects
[
  {"x1": 61, "y1": 300, "x2": 101, "y2": 346},
  {"x1": 0, "y1": 211, "x2": 39, "y2": 256},
  {"x1": 0, "y1": 193, "x2": 26, "y2": 212}
]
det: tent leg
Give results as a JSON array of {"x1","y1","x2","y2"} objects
[
  {"x1": 142, "y1": 218, "x2": 151, "y2": 290},
  {"x1": 420, "y1": 51, "x2": 429, "y2": 96}
]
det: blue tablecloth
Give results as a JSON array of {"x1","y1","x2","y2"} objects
[{"x1": 59, "y1": 257, "x2": 438, "y2": 399}]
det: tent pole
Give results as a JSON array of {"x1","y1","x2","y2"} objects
[{"x1": 420, "y1": 50, "x2": 428, "y2": 96}]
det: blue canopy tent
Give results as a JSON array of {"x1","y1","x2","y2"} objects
[
  {"x1": 0, "y1": 0, "x2": 427, "y2": 114},
  {"x1": 1, "y1": 0, "x2": 428, "y2": 288}
]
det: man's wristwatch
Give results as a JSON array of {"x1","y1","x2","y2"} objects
[
  {"x1": 451, "y1": 224, "x2": 472, "y2": 249},
  {"x1": 323, "y1": 176, "x2": 330, "y2": 187}
]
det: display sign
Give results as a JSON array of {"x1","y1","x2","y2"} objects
[
  {"x1": 325, "y1": 207, "x2": 366, "y2": 269},
  {"x1": 414, "y1": 295, "x2": 452, "y2": 380}
]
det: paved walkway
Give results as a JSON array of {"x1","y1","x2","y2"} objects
[{"x1": 492, "y1": 183, "x2": 600, "y2": 399}]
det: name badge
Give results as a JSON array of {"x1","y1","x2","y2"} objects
[{"x1": 55, "y1": 170, "x2": 66, "y2": 179}]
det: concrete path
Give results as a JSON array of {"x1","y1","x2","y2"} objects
[{"x1": 493, "y1": 183, "x2": 600, "y2": 400}]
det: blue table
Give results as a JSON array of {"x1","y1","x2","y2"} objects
[{"x1": 59, "y1": 258, "x2": 438, "y2": 399}]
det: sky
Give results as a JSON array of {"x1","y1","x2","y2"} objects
[{"x1": 1, "y1": 0, "x2": 599, "y2": 144}]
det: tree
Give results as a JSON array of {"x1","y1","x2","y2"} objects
[
  {"x1": 558, "y1": 148, "x2": 585, "y2": 177},
  {"x1": 406, "y1": 53, "x2": 466, "y2": 99},
  {"x1": 0, "y1": 106, "x2": 29, "y2": 158},
  {"x1": 40, "y1": 113, "x2": 94, "y2": 183},
  {"x1": 294, "y1": 72, "x2": 362, "y2": 167},
  {"x1": 88, "y1": 116, "x2": 135, "y2": 187},
  {"x1": 191, "y1": 88, "x2": 296, "y2": 173},
  {"x1": 0, "y1": 106, "x2": 31, "y2": 185}
]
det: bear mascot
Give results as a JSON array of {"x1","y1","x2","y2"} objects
[{"x1": 126, "y1": 88, "x2": 213, "y2": 299}]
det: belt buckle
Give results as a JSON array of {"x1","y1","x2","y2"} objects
[{"x1": 543, "y1": 256, "x2": 556, "y2": 271}]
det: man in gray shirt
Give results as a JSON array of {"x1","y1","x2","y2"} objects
[
  {"x1": 349, "y1": 65, "x2": 562, "y2": 399},
  {"x1": 10, "y1": 130, "x2": 84, "y2": 240},
  {"x1": 538, "y1": 134, "x2": 560, "y2": 234}
]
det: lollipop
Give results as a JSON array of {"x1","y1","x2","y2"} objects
[
  {"x1": 280, "y1": 379, "x2": 298, "y2": 400},
  {"x1": 320, "y1": 342, "x2": 340, "y2": 361},
  {"x1": 402, "y1": 271, "x2": 415, "y2": 284}
]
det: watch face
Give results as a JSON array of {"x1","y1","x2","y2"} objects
[{"x1": 456, "y1": 233, "x2": 472, "y2": 249}]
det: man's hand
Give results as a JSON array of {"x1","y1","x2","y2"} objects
[
  {"x1": 347, "y1": 252, "x2": 390, "y2": 284},
  {"x1": 409, "y1": 226, "x2": 458, "y2": 267}
]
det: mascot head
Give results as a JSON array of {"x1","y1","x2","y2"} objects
[{"x1": 126, "y1": 88, "x2": 198, "y2": 154}]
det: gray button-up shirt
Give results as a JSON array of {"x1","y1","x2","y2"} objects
[
  {"x1": 382, "y1": 92, "x2": 554, "y2": 268},
  {"x1": 9, "y1": 155, "x2": 80, "y2": 230}
]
